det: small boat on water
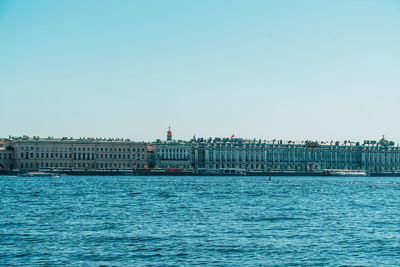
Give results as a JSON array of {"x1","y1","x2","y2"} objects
[
  {"x1": 19, "y1": 171, "x2": 58, "y2": 177},
  {"x1": 324, "y1": 169, "x2": 368, "y2": 177}
]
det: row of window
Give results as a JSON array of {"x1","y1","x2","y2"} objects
[
  {"x1": 206, "y1": 147, "x2": 400, "y2": 153},
  {"x1": 158, "y1": 158, "x2": 189, "y2": 161},
  {"x1": 210, "y1": 155, "x2": 356, "y2": 161},
  {"x1": 158, "y1": 155, "x2": 189, "y2": 160},
  {"x1": 213, "y1": 151, "x2": 361, "y2": 156},
  {"x1": 0, "y1": 153, "x2": 12, "y2": 159},
  {"x1": 18, "y1": 146, "x2": 146, "y2": 152},
  {"x1": 19, "y1": 162, "x2": 146, "y2": 169},
  {"x1": 159, "y1": 148, "x2": 190, "y2": 153},
  {"x1": 209, "y1": 159, "x2": 365, "y2": 164},
  {"x1": 158, "y1": 164, "x2": 190, "y2": 168},
  {"x1": 207, "y1": 152, "x2": 400, "y2": 162},
  {"x1": 20, "y1": 152, "x2": 145, "y2": 160},
  {"x1": 211, "y1": 164, "x2": 399, "y2": 171}
]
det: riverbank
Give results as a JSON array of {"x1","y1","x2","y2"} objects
[{"x1": 1, "y1": 169, "x2": 400, "y2": 177}]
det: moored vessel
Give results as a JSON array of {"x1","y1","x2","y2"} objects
[{"x1": 324, "y1": 169, "x2": 368, "y2": 177}]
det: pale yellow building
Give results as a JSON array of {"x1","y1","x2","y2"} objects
[{"x1": 10, "y1": 136, "x2": 148, "y2": 171}]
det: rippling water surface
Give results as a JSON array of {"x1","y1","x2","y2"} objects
[{"x1": 1, "y1": 175, "x2": 400, "y2": 266}]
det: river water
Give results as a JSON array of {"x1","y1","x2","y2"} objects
[{"x1": 0, "y1": 175, "x2": 399, "y2": 266}]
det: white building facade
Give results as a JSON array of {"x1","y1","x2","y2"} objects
[{"x1": 151, "y1": 128, "x2": 192, "y2": 169}]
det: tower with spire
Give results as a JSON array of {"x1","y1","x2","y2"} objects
[{"x1": 167, "y1": 126, "x2": 172, "y2": 141}]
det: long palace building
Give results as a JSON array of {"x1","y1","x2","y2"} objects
[{"x1": 1, "y1": 129, "x2": 400, "y2": 175}]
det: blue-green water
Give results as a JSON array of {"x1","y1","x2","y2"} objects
[{"x1": 0, "y1": 175, "x2": 399, "y2": 266}]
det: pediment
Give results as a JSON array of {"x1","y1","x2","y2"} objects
[{"x1": 305, "y1": 141, "x2": 320, "y2": 148}]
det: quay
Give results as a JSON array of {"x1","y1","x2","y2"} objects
[{"x1": 1, "y1": 128, "x2": 400, "y2": 176}]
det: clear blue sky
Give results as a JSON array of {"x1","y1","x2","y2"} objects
[{"x1": 1, "y1": 0, "x2": 399, "y2": 142}]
